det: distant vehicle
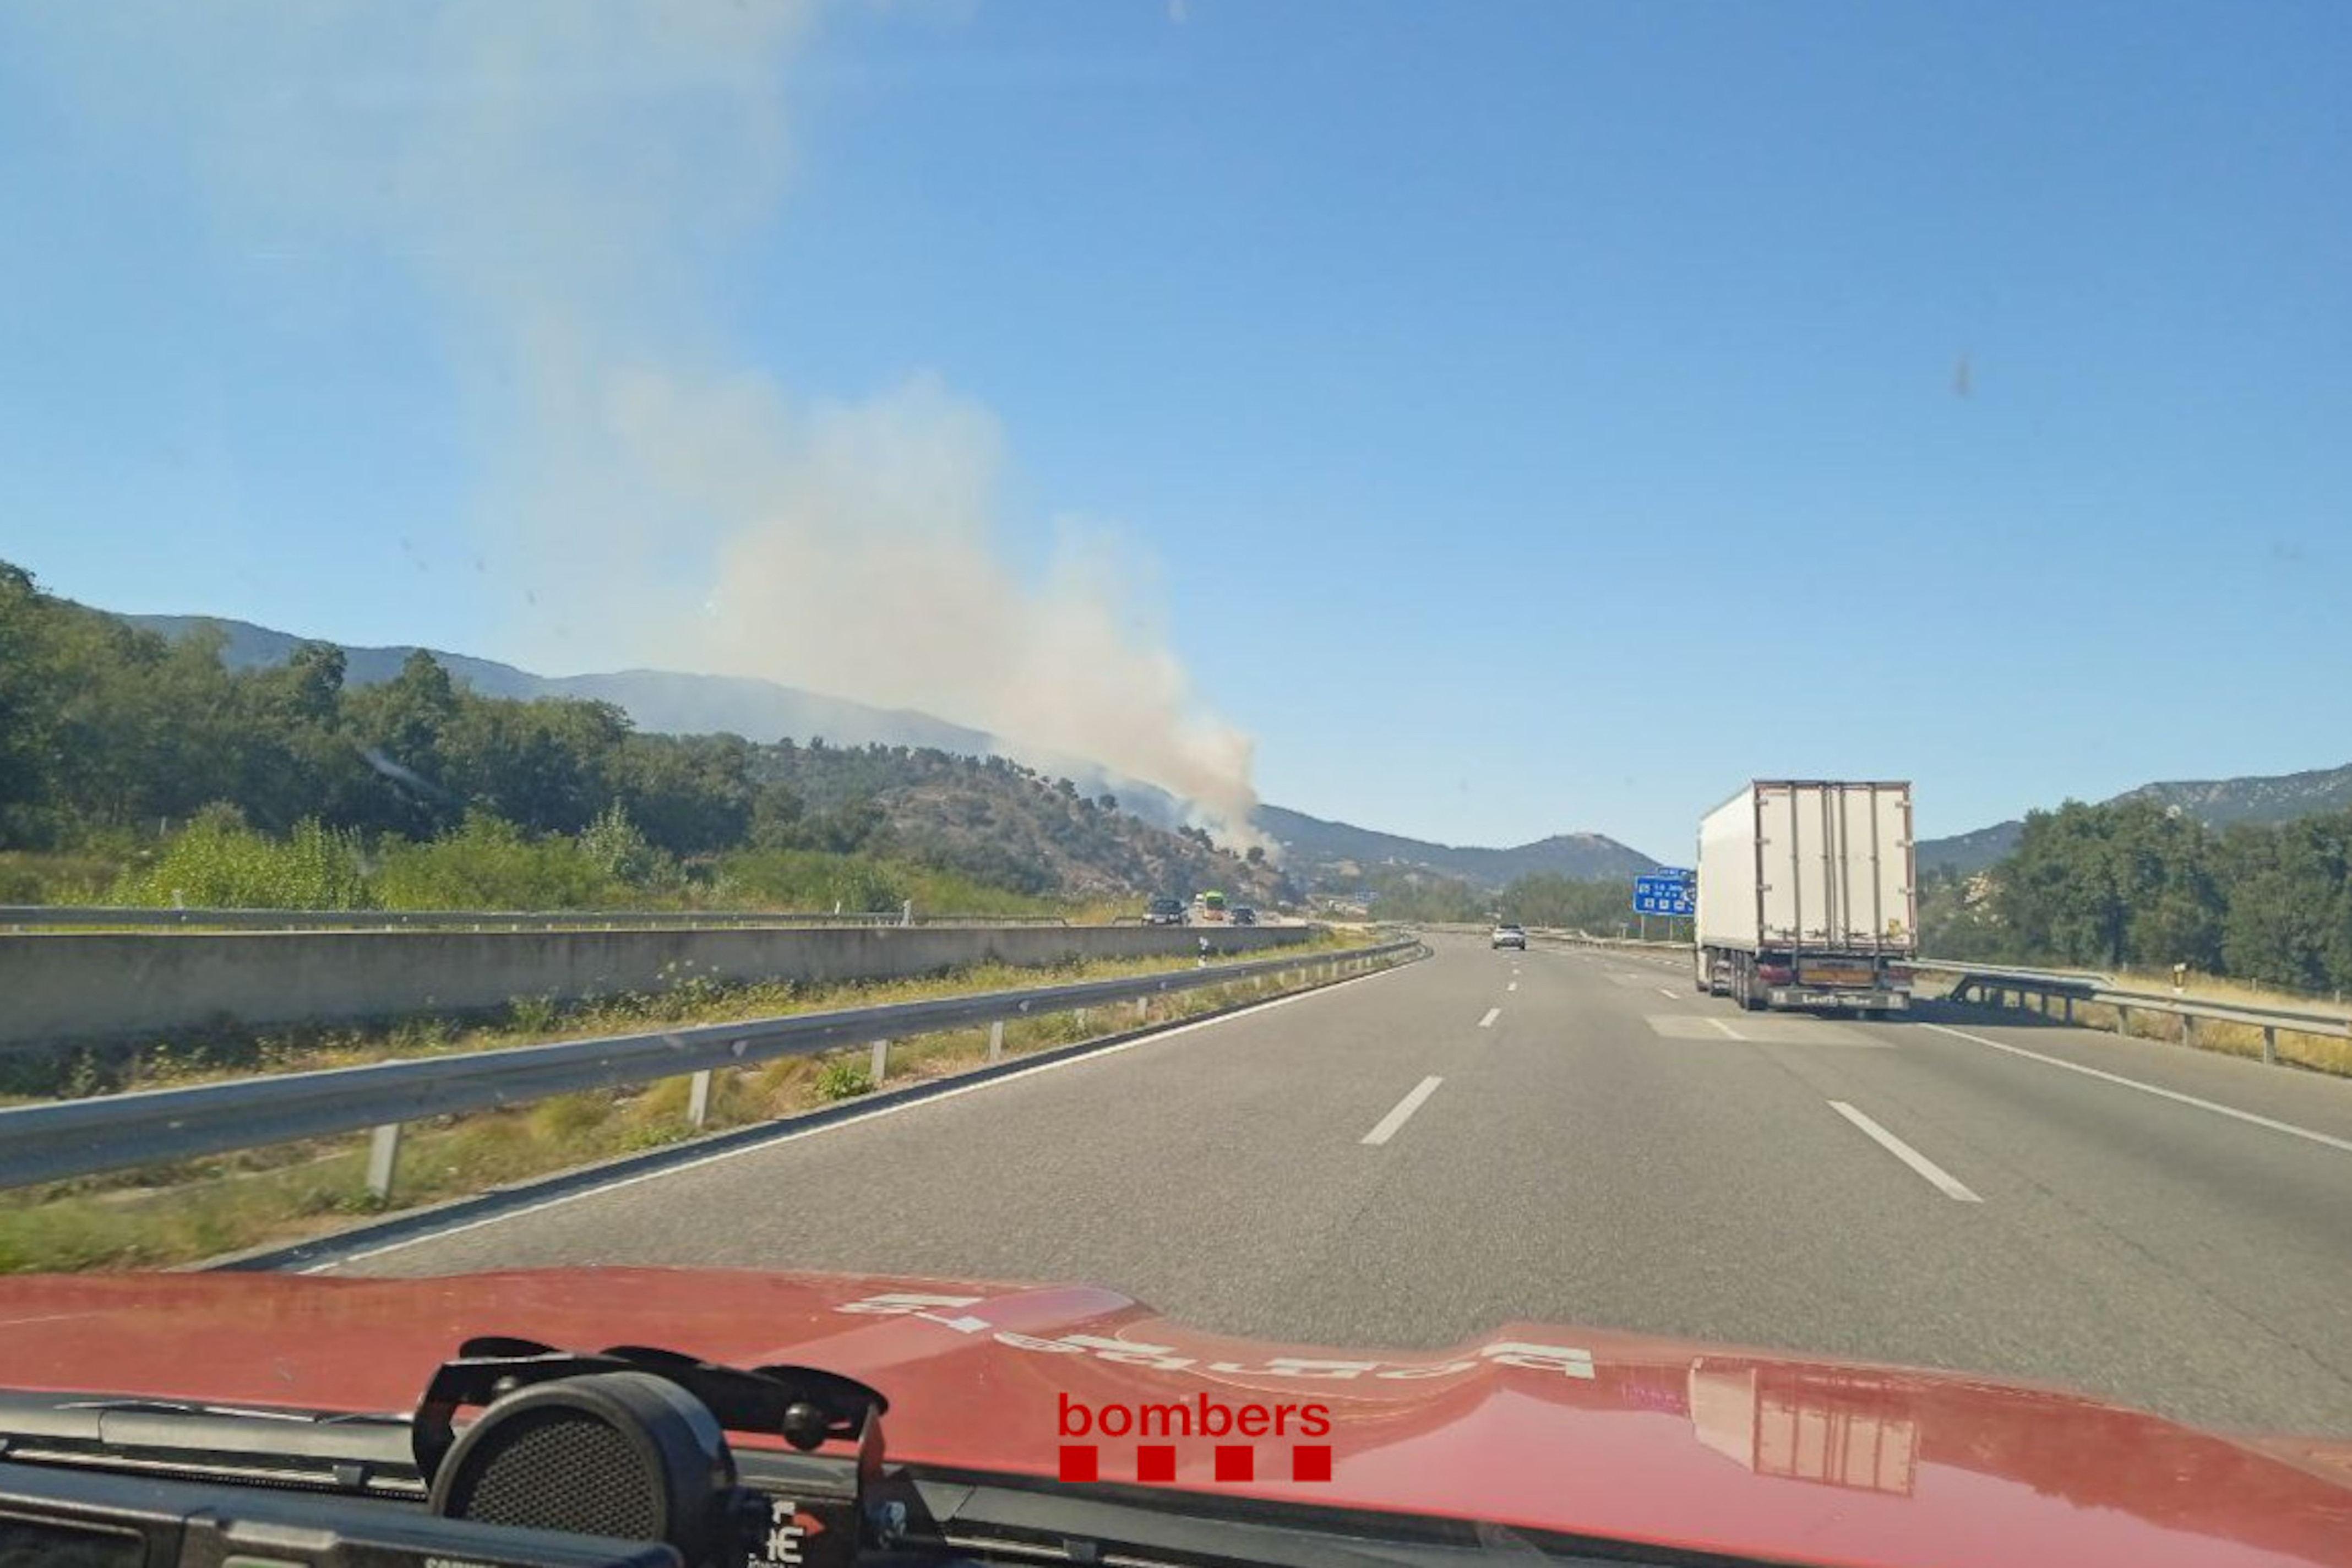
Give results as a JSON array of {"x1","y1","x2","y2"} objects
[
  {"x1": 1231, "y1": 905, "x2": 1258, "y2": 927},
  {"x1": 1696, "y1": 780, "x2": 1916, "y2": 1014},
  {"x1": 1144, "y1": 895, "x2": 1185, "y2": 926},
  {"x1": 1192, "y1": 890, "x2": 1229, "y2": 924},
  {"x1": 1492, "y1": 922, "x2": 1527, "y2": 950}
]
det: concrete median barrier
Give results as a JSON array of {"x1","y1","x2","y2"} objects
[{"x1": 0, "y1": 923, "x2": 1315, "y2": 1048}]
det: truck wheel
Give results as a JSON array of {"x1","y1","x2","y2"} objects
[{"x1": 1739, "y1": 962, "x2": 1766, "y2": 1011}]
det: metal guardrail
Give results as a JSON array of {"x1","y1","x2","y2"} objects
[
  {"x1": 1908, "y1": 957, "x2": 2351, "y2": 1065},
  {"x1": 0, "y1": 938, "x2": 1424, "y2": 1197},
  {"x1": 0, "y1": 905, "x2": 1071, "y2": 933}
]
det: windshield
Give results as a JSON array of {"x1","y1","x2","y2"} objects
[{"x1": 2, "y1": 0, "x2": 2349, "y2": 1551}]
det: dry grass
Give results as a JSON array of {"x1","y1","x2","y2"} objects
[{"x1": 0, "y1": 937, "x2": 1392, "y2": 1273}]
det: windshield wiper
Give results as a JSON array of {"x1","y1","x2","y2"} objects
[{"x1": 0, "y1": 1389, "x2": 422, "y2": 1494}]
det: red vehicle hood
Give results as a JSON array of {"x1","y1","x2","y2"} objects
[{"x1": 0, "y1": 1268, "x2": 2345, "y2": 1568}]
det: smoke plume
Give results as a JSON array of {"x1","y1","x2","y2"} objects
[{"x1": 24, "y1": 0, "x2": 1265, "y2": 844}]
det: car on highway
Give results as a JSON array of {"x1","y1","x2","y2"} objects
[
  {"x1": 1230, "y1": 904, "x2": 1258, "y2": 926},
  {"x1": 1144, "y1": 895, "x2": 1186, "y2": 926},
  {"x1": 0, "y1": 1267, "x2": 2343, "y2": 1568},
  {"x1": 1492, "y1": 921, "x2": 1528, "y2": 950}
]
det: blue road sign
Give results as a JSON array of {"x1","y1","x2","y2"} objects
[{"x1": 1632, "y1": 873, "x2": 1695, "y2": 917}]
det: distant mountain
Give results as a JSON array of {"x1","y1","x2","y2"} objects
[
  {"x1": 128, "y1": 616, "x2": 1001, "y2": 756},
  {"x1": 1256, "y1": 803, "x2": 1658, "y2": 889},
  {"x1": 127, "y1": 612, "x2": 1656, "y2": 891},
  {"x1": 2116, "y1": 764, "x2": 2352, "y2": 826},
  {"x1": 1914, "y1": 819, "x2": 2027, "y2": 876},
  {"x1": 1918, "y1": 761, "x2": 2352, "y2": 874}
]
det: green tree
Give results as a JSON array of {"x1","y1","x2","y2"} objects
[
  {"x1": 341, "y1": 651, "x2": 464, "y2": 836},
  {"x1": 612, "y1": 732, "x2": 754, "y2": 853},
  {"x1": 442, "y1": 696, "x2": 630, "y2": 836}
]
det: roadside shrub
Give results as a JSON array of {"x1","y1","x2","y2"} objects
[
  {"x1": 107, "y1": 809, "x2": 373, "y2": 910},
  {"x1": 718, "y1": 848, "x2": 906, "y2": 913},
  {"x1": 0, "y1": 851, "x2": 123, "y2": 903},
  {"x1": 373, "y1": 813, "x2": 625, "y2": 910},
  {"x1": 813, "y1": 1059, "x2": 874, "y2": 1101}
]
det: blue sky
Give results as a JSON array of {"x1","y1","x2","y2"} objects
[{"x1": 2, "y1": 2, "x2": 2346, "y2": 861}]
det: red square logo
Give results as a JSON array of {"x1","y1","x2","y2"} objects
[
  {"x1": 1214, "y1": 1445, "x2": 1254, "y2": 1482},
  {"x1": 1136, "y1": 1445, "x2": 1175, "y2": 1483},
  {"x1": 1059, "y1": 1445, "x2": 1098, "y2": 1483},
  {"x1": 1292, "y1": 1445, "x2": 1332, "y2": 1483}
]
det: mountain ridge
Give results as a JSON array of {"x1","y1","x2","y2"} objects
[
  {"x1": 1917, "y1": 761, "x2": 2352, "y2": 874},
  {"x1": 122, "y1": 612, "x2": 1656, "y2": 891}
]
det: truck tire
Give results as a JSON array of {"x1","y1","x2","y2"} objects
[{"x1": 1739, "y1": 960, "x2": 1766, "y2": 1011}]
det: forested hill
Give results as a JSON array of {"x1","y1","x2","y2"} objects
[
  {"x1": 1920, "y1": 797, "x2": 2352, "y2": 995},
  {"x1": 0, "y1": 562, "x2": 1288, "y2": 910},
  {"x1": 1918, "y1": 761, "x2": 2352, "y2": 874}
]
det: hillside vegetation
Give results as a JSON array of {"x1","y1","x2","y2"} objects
[
  {"x1": 0, "y1": 562, "x2": 1288, "y2": 913},
  {"x1": 1921, "y1": 797, "x2": 2352, "y2": 995}
]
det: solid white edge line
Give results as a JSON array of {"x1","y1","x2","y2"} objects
[
  {"x1": 1828, "y1": 1101, "x2": 1983, "y2": 1202},
  {"x1": 1478, "y1": 1006, "x2": 1502, "y2": 1028},
  {"x1": 303, "y1": 956, "x2": 1418, "y2": 1273},
  {"x1": 1920, "y1": 1022, "x2": 2352, "y2": 1156},
  {"x1": 1362, "y1": 1076, "x2": 1445, "y2": 1146}
]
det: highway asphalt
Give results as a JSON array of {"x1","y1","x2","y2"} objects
[{"x1": 323, "y1": 933, "x2": 2352, "y2": 1438}]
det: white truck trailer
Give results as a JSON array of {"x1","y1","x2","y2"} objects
[{"x1": 1695, "y1": 781, "x2": 1917, "y2": 1014}]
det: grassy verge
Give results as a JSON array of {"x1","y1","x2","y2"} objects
[{"x1": 0, "y1": 933, "x2": 1395, "y2": 1272}]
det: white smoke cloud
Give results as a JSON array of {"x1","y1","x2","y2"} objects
[
  {"x1": 603, "y1": 368, "x2": 1262, "y2": 835},
  {"x1": 19, "y1": 0, "x2": 1266, "y2": 845}
]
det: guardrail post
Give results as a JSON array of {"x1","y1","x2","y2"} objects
[
  {"x1": 1135, "y1": 997, "x2": 1149, "y2": 1023},
  {"x1": 2063, "y1": 996, "x2": 2075, "y2": 1024},
  {"x1": 2262, "y1": 1025, "x2": 2277, "y2": 1065},
  {"x1": 688, "y1": 1069, "x2": 713, "y2": 1129},
  {"x1": 989, "y1": 1020, "x2": 1005, "y2": 1063},
  {"x1": 870, "y1": 1039, "x2": 889, "y2": 1084},
  {"x1": 2180, "y1": 1014, "x2": 2197, "y2": 1050},
  {"x1": 2116, "y1": 1003, "x2": 2132, "y2": 1034},
  {"x1": 366, "y1": 1123, "x2": 402, "y2": 1202}
]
